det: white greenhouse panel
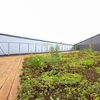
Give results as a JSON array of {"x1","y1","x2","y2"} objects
[
  {"x1": 36, "y1": 44, "x2": 42, "y2": 53},
  {"x1": 0, "y1": 43, "x2": 8, "y2": 55},
  {"x1": 9, "y1": 43, "x2": 19, "y2": 54},
  {"x1": 20, "y1": 44, "x2": 29, "y2": 53},
  {"x1": 29, "y1": 44, "x2": 36, "y2": 53}
]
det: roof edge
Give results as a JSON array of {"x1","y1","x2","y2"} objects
[
  {"x1": 75, "y1": 33, "x2": 100, "y2": 45},
  {"x1": 0, "y1": 33, "x2": 73, "y2": 45}
]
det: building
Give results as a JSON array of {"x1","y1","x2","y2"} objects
[
  {"x1": 75, "y1": 33, "x2": 100, "y2": 51},
  {"x1": 0, "y1": 33, "x2": 73, "y2": 55}
]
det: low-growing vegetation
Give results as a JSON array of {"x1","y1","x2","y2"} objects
[{"x1": 17, "y1": 45, "x2": 100, "y2": 100}]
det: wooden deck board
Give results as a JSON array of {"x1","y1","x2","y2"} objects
[{"x1": 0, "y1": 56, "x2": 24, "y2": 100}]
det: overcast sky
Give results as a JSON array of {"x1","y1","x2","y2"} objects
[{"x1": 0, "y1": 0, "x2": 100, "y2": 44}]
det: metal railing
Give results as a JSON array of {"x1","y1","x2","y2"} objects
[{"x1": 0, "y1": 42, "x2": 74, "y2": 55}]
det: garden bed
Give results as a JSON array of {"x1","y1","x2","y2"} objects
[{"x1": 17, "y1": 46, "x2": 100, "y2": 100}]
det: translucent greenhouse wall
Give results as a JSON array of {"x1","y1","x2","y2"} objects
[{"x1": 0, "y1": 34, "x2": 74, "y2": 55}]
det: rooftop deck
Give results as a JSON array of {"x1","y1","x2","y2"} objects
[{"x1": 0, "y1": 55, "x2": 24, "y2": 100}]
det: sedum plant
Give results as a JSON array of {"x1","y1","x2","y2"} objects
[{"x1": 17, "y1": 48, "x2": 100, "y2": 100}]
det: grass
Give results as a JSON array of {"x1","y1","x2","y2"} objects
[{"x1": 17, "y1": 46, "x2": 100, "y2": 100}]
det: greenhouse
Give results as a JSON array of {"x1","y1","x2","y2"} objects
[{"x1": 0, "y1": 33, "x2": 73, "y2": 55}]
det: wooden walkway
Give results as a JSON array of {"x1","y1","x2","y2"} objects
[{"x1": 0, "y1": 55, "x2": 24, "y2": 100}]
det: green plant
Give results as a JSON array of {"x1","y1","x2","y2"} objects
[
  {"x1": 81, "y1": 44, "x2": 94, "y2": 55},
  {"x1": 49, "y1": 45, "x2": 59, "y2": 57},
  {"x1": 18, "y1": 48, "x2": 100, "y2": 100},
  {"x1": 43, "y1": 43, "x2": 49, "y2": 52},
  {"x1": 24, "y1": 55, "x2": 43, "y2": 68},
  {"x1": 79, "y1": 58, "x2": 94, "y2": 67},
  {"x1": 59, "y1": 73, "x2": 82, "y2": 86},
  {"x1": 43, "y1": 45, "x2": 60, "y2": 66},
  {"x1": 95, "y1": 67, "x2": 100, "y2": 74},
  {"x1": 50, "y1": 96, "x2": 60, "y2": 100},
  {"x1": 73, "y1": 45, "x2": 78, "y2": 50}
]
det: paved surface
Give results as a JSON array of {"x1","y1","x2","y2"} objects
[{"x1": 0, "y1": 55, "x2": 24, "y2": 100}]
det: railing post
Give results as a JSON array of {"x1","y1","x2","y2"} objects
[
  {"x1": 8, "y1": 43, "x2": 10, "y2": 55},
  {"x1": 47, "y1": 44, "x2": 48, "y2": 52},
  {"x1": 41, "y1": 44, "x2": 43, "y2": 52},
  {"x1": 28, "y1": 44, "x2": 29, "y2": 54},
  {"x1": 35, "y1": 44, "x2": 36, "y2": 53},
  {"x1": 48, "y1": 44, "x2": 50, "y2": 52},
  {"x1": 62, "y1": 44, "x2": 63, "y2": 51},
  {"x1": 19, "y1": 43, "x2": 20, "y2": 55},
  {"x1": 66, "y1": 45, "x2": 67, "y2": 51},
  {"x1": 68, "y1": 45, "x2": 69, "y2": 51},
  {"x1": 65, "y1": 45, "x2": 67, "y2": 51}
]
